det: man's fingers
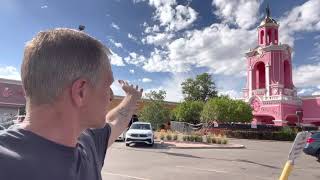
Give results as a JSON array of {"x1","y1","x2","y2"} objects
[
  {"x1": 135, "y1": 85, "x2": 138, "y2": 90},
  {"x1": 140, "y1": 88, "x2": 143, "y2": 93}
]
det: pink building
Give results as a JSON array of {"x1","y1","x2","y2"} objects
[
  {"x1": 243, "y1": 7, "x2": 320, "y2": 126},
  {"x1": 0, "y1": 78, "x2": 25, "y2": 123}
]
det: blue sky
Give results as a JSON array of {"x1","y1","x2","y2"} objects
[{"x1": 0, "y1": 0, "x2": 319, "y2": 102}]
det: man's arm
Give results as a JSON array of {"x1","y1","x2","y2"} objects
[{"x1": 106, "y1": 80, "x2": 143, "y2": 148}]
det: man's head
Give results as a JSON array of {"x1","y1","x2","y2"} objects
[{"x1": 21, "y1": 28, "x2": 114, "y2": 128}]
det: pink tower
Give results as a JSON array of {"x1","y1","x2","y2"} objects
[{"x1": 243, "y1": 6, "x2": 302, "y2": 126}]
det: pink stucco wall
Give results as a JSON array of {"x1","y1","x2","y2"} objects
[{"x1": 302, "y1": 97, "x2": 320, "y2": 125}]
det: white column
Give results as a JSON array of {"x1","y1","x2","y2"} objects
[
  {"x1": 249, "y1": 69, "x2": 252, "y2": 98},
  {"x1": 265, "y1": 64, "x2": 270, "y2": 96}
]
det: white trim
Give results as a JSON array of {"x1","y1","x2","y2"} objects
[
  {"x1": 0, "y1": 78, "x2": 22, "y2": 85},
  {"x1": 265, "y1": 64, "x2": 270, "y2": 96},
  {"x1": 273, "y1": 119, "x2": 288, "y2": 123},
  {"x1": 0, "y1": 102, "x2": 25, "y2": 106},
  {"x1": 249, "y1": 70, "x2": 252, "y2": 98}
]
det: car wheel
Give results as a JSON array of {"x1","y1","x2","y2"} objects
[
  {"x1": 126, "y1": 143, "x2": 130, "y2": 147},
  {"x1": 317, "y1": 150, "x2": 320, "y2": 162}
]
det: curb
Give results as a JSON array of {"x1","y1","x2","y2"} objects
[
  {"x1": 167, "y1": 145, "x2": 246, "y2": 149},
  {"x1": 158, "y1": 141, "x2": 246, "y2": 149}
]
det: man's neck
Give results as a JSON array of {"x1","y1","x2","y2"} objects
[{"x1": 20, "y1": 104, "x2": 84, "y2": 148}]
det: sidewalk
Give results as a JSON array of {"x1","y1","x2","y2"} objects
[{"x1": 157, "y1": 140, "x2": 245, "y2": 149}]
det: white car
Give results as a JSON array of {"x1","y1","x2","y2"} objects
[{"x1": 125, "y1": 122, "x2": 154, "y2": 146}]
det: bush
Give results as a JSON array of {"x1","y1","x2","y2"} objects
[
  {"x1": 173, "y1": 134, "x2": 178, "y2": 141},
  {"x1": 183, "y1": 136, "x2": 188, "y2": 141},
  {"x1": 160, "y1": 134, "x2": 165, "y2": 140},
  {"x1": 166, "y1": 134, "x2": 172, "y2": 141},
  {"x1": 211, "y1": 137, "x2": 217, "y2": 144},
  {"x1": 221, "y1": 138, "x2": 228, "y2": 144},
  {"x1": 206, "y1": 136, "x2": 212, "y2": 143},
  {"x1": 189, "y1": 135, "x2": 195, "y2": 142},
  {"x1": 216, "y1": 137, "x2": 222, "y2": 144},
  {"x1": 195, "y1": 135, "x2": 202, "y2": 142}
]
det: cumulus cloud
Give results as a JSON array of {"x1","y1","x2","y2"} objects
[
  {"x1": 129, "y1": 69, "x2": 135, "y2": 74},
  {"x1": 142, "y1": 78, "x2": 152, "y2": 83},
  {"x1": 142, "y1": 32, "x2": 174, "y2": 46},
  {"x1": 124, "y1": 52, "x2": 147, "y2": 65},
  {"x1": 0, "y1": 65, "x2": 21, "y2": 80},
  {"x1": 293, "y1": 63, "x2": 320, "y2": 87},
  {"x1": 212, "y1": 0, "x2": 261, "y2": 30},
  {"x1": 218, "y1": 89, "x2": 241, "y2": 99},
  {"x1": 147, "y1": 0, "x2": 198, "y2": 32},
  {"x1": 128, "y1": 33, "x2": 138, "y2": 41},
  {"x1": 144, "y1": 25, "x2": 160, "y2": 33},
  {"x1": 111, "y1": 22, "x2": 120, "y2": 30},
  {"x1": 279, "y1": 0, "x2": 320, "y2": 46},
  {"x1": 108, "y1": 50, "x2": 125, "y2": 66},
  {"x1": 109, "y1": 39, "x2": 123, "y2": 48}
]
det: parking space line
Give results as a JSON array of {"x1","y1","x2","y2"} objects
[
  {"x1": 102, "y1": 172, "x2": 150, "y2": 180},
  {"x1": 176, "y1": 165, "x2": 228, "y2": 174}
]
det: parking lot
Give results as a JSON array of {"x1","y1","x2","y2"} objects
[{"x1": 102, "y1": 139, "x2": 320, "y2": 180}]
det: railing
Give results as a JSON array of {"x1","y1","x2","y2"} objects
[{"x1": 253, "y1": 88, "x2": 266, "y2": 95}]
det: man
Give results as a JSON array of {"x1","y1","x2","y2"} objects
[{"x1": 0, "y1": 28, "x2": 143, "y2": 180}]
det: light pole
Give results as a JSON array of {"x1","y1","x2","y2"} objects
[
  {"x1": 78, "y1": 25, "x2": 85, "y2": 31},
  {"x1": 295, "y1": 110, "x2": 303, "y2": 129}
]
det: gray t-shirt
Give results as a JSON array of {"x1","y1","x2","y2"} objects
[{"x1": 0, "y1": 124, "x2": 111, "y2": 180}]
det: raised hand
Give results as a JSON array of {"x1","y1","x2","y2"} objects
[{"x1": 118, "y1": 80, "x2": 143, "y2": 100}]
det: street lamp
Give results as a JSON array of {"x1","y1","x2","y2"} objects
[
  {"x1": 295, "y1": 110, "x2": 303, "y2": 128},
  {"x1": 78, "y1": 25, "x2": 85, "y2": 31}
]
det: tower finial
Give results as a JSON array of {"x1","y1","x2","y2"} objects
[{"x1": 266, "y1": 3, "x2": 270, "y2": 18}]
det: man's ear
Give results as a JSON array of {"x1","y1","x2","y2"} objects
[{"x1": 70, "y1": 79, "x2": 89, "y2": 107}]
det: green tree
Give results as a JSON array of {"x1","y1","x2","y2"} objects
[
  {"x1": 181, "y1": 73, "x2": 217, "y2": 102},
  {"x1": 139, "y1": 90, "x2": 170, "y2": 129},
  {"x1": 173, "y1": 101, "x2": 204, "y2": 124},
  {"x1": 201, "y1": 97, "x2": 252, "y2": 123}
]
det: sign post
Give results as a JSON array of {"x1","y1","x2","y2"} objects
[{"x1": 279, "y1": 131, "x2": 310, "y2": 180}]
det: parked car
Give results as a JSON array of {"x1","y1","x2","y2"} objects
[
  {"x1": 303, "y1": 131, "x2": 320, "y2": 161},
  {"x1": 125, "y1": 122, "x2": 154, "y2": 147},
  {"x1": 117, "y1": 130, "x2": 127, "y2": 141}
]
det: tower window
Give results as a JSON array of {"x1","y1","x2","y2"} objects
[{"x1": 260, "y1": 30, "x2": 264, "y2": 44}]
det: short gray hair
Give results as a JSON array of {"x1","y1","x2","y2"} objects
[{"x1": 21, "y1": 28, "x2": 110, "y2": 105}]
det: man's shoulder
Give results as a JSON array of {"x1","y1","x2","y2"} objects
[{"x1": 0, "y1": 129, "x2": 24, "y2": 159}]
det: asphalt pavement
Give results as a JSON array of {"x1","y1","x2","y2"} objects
[{"x1": 102, "y1": 139, "x2": 320, "y2": 180}]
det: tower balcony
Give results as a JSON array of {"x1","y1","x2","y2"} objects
[{"x1": 253, "y1": 88, "x2": 266, "y2": 96}]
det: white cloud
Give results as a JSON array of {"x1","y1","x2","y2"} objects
[
  {"x1": 0, "y1": 65, "x2": 21, "y2": 80},
  {"x1": 312, "y1": 91, "x2": 320, "y2": 96},
  {"x1": 41, "y1": 5, "x2": 48, "y2": 9},
  {"x1": 212, "y1": 0, "x2": 261, "y2": 30},
  {"x1": 297, "y1": 88, "x2": 314, "y2": 95},
  {"x1": 109, "y1": 50, "x2": 125, "y2": 66},
  {"x1": 111, "y1": 22, "x2": 120, "y2": 30},
  {"x1": 142, "y1": 78, "x2": 152, "y2": 83},
  {"x1": 143, "y1": 73, "x2": 185, "y2": 102},
  {"x1": 147, "y1": 0, "x2": 198, "y2": 32},
  {"x1": 109, "y1": 39, "x2": 123, "y2": 48},
  {"x1": 218, "y1": 89, "x2": 241, "y2": 99},
  {"x1": 142, "y1": 32, "x2": 174, "y2": 46},
  {"x1": 144, "y1": 25, "x2": 160, "y2": 33},
  {"x1": 128, "y1": 33, "x2": 138, "y2": 41},
  {"x1": 129, "y1": 69, "x2": 135, "y2": 74},
  {"x1": 124, "y1": 52, "x2": 147, "y2": 65},
  {"x1": 279, "y1": 0, "x2": 320, "y2": 46},
  {"x1": 293, "y1": 63, "x2": 320, "y2": 87}
]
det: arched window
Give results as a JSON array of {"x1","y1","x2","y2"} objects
[
  {"x1": 284, "y1": 61, "x2": 291, "y2": 88},
  {"x1": 260, "y1": 30, "x2": 264, "y2": 44},
  {"x1": 267, "y1": 30, "x2": 272, "y2": 44},
  {"x1": 274, "y1": 29, "x2": 278, "y2": 44},
  {"x1": 255, "y1": 62, "x2": 266, "y2": 89}
]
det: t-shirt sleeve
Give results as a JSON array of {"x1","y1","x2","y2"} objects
[{"x1": 86, "y1": 123, "x2": 111, "y2": 167}]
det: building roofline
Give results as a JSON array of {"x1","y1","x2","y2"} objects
[
  {"x1": 0, "y1": 78, "x2": 22, "y2": 85},
  {"x1": 300, "y1": 95, "x2": 320, "y2": 100},
  {"x1": 113, "y1": 95, "x2": 179, "y2": 105}
]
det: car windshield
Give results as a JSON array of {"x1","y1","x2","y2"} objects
[{"x1": 130, "y1": 124, "x2": 151, "y2": 130}]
